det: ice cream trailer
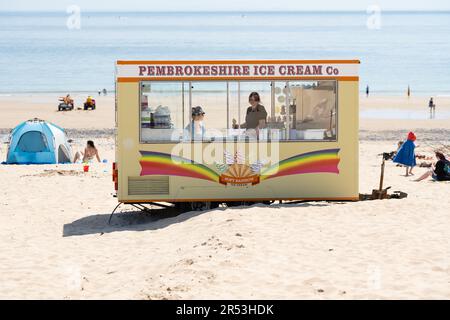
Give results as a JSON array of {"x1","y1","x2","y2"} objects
[{"x1": 113, "y1": 59, "x2": 359, "y2": 209}]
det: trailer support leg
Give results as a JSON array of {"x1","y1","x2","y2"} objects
[{"x1": 108, "y1": 202, "x2": 122, "y2": 224}]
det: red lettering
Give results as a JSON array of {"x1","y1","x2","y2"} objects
[
  {"x1": 185, "y1": 66, "x2": 193, "y2": 75},
  {"x1": 260, "y1": 65, "x2": 267, "y2": 75},
  {"x1": 268, "y1": 65, "x2": 275, "y2": 75},
  {"x1": 304, "y1": 66, "x2": 311, "y2": 75},
  {"x1": 288, "y1": 66, "x2": 295, "y2": 75},
  {"x1": 156, "y1": 66, "x2": 165, "y2": 76},
  {"x1": 194, "y1": 66, "x2": 202, "y2": 75},
  {"x1": 138, "y1": 66, "x2": 147, "y2": 76},
  {"x1": 175, "y1": 66, "x2": 183, "y2": 76},
  {"x1": 313, "y1": 65, "x2": 322, "y2": 75}
]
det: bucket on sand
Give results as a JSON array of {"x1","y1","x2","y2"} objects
[{"x1": 83, "y1": 165, "x2": 89, "y2": 172}]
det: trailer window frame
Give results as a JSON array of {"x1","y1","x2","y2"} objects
[{"x1": 138, "y1": 79, "x2": 338, "y2": 144}]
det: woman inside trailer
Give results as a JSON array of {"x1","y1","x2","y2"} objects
[
  {"x1": 232, "y1": 92, "x2": 267, "y2": 139},
  {"x1": 184, "y1": 106, "x2": 206, "y2": 141}
]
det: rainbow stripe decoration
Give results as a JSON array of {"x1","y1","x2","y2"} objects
[
  {"x1": 139, "y1": 148, "x2": 340, "y2": 184},
  {"x1": 260, "y1": 148, "x2": 340, "y2": 181},
  {"x1": 139, "y1": 151, "x2": 220, "y2": 182}
]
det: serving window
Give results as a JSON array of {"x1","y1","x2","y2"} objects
[
  {"x1": 140, "y1": 82, "x2": 185, "y2": 142},
  {"x1": 139, "y1": 80, "x2": 337, "y2": 143},
  {"x1": 190, "y1": 82, "x2": 228, "y2": 141}
]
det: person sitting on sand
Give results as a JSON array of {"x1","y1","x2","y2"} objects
[
  {"x1": 414, "y1": 151, "x2": 450, "y2": 182},
  {"x1": 73, "y1": 140, "x2": 101, "y2": 163},
  {"x1": 393, "y1": 131, "x2": 417, "y2": 176}
]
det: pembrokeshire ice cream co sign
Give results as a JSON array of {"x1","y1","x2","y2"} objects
[{"x1": 116, "y1": 60, "x2": 359, "y2": 81}]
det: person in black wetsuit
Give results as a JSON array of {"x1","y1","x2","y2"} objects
[{"x1": 414, "y1": 151, "x2": 450, "y2": 181}]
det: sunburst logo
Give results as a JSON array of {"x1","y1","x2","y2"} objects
[
  {"x1": 215, "y1": 151, "x2": 262, "y2": 186},
  {"x1": 139, "y1": 149, "x2": 340, "y2": 187}
]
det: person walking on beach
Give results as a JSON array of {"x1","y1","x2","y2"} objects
[
  {"x1": 428, "y1": 97, "x2": 436, "y2": 118},
  {"x1": 393, "y1": 131, "x2": 417, "y2": 176},
  {"x1": 102, "y1": 88, "x2": 107, "y2": 96},
  {"x1": 407, "y1": 85, "x2": 411, "y2": 98},
  {"x1": 366, "y1": 85, "x2": 370, "y2": 98}
]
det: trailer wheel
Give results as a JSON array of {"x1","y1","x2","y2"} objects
[
  {"x1": 191, "y1": 201, "x2": 220, "y2": 211},
  {"x1": 226, "y1": 201, "x2": 254, "y2": 207},
  {"x1": 210, "y1": 202, "x2": 220, "y2": 209},
  {"x1": 191, "y1": 202, "x2": 207, "y2": 211},
  {"x1": 174, "y1": 202, "x2": 190, "y2": 212}
]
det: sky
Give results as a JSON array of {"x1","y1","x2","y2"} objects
[{"x1": 1, "y1": 0, "x2": 450, "y2": 12}]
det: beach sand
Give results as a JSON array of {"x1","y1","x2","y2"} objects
[{"x1": 0, "y1": 94, "x2": 449, "y2": 299}]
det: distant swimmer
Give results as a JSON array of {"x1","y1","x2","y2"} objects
[{"x1": 366, "y1": 85, "x2": 370, "y2": 98}]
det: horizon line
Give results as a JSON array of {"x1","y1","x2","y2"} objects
[{"x1": 1, "y1": 9, "x2": 450, "y2": 13}]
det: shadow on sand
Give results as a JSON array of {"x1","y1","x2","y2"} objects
[{"x1": 62, "y1": 201, "x2": 334, "y2": 237}]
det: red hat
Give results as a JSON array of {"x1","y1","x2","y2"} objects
[{"x1": 407, "y1": 131, "x2": 416, "y2": 141}]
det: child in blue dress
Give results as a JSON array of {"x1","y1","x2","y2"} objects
[{"x1": 393, "y1": 132, "x2": 416, "y2": 176}]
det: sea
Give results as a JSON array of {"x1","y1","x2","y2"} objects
[{"x1": 0, "y1": 11, "x2": 450, "y2": 95}]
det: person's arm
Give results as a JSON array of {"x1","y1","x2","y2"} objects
[
  {"x1": 80, "y1": 148, "x2": 86, "y2": 161},
  {"x1": 232, "y1": 118, "x2": 246, "y2": 129},
  {"x1": 95, "y1": 149, "x2": 101, "y2": 162}
]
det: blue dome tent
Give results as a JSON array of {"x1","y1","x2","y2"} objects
[{"x1": 6, "y1": 118, "x2": 72, "y2": 164}]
